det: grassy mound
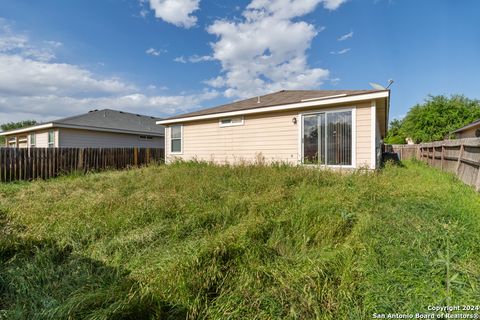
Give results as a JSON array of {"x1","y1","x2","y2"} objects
[{"x1": 1, "y1": 161, "x2": 479, "y2": 319}]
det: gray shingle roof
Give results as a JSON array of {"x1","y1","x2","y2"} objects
[
  {"x1": 162, "y1": 89, "x2": 386, "y2": 120},
  {"x1": 52, "y1": 109, "x2": 164, "y2": 135},
  {"x1": 1, "y1": 109, "x2": 164, "y2": 136}
]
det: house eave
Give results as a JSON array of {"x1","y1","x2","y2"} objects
[
  {"x1": 157, "y1": 91, "x2": 390, "y2": 125},
  {"x1": 452, "y1": 121, "x2": 480, "y2": 134},
  {"x1": 0, "y1": 123, "x2": 165, "y2": 137}
]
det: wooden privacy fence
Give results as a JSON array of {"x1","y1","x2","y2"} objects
[
  {"x1": 0, "y1": 147, "x2": 164, "y2": 182},
  {"x1": 418, "y1": 138, "x2": 480, "y2": 191},
  {"x1": 384, "y1": 144, "x2": 420, "y2": 160}
]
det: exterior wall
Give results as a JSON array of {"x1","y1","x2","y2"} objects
[
  {"x1": 4, "y1": 129, "x2": 58, "y2": 148},
  {"x1": 3, "y1": 128, "x2": 164, "y2": 148},
  {"x1": 36, "y1": 129, "x2": 59, "y2": 148},
  {"x1": 456, "y1": 125, "x2": 480, "y2": 139},
  {"x1": 356, "y1": 104, "x2": 372, "y2": 168},
  {"x1": 166, "y1": 100, "x2": 379, "y2": 169},
  {"x1": 58, "y1": 128, "x2": 164, "y2": 148},
  {"x1": 375, "y1": 98, "x2": 387, "y2": 139},
  {"x1": 166, "y1": 109, "x2": 299, "y2": 165},
  {"x1": 373, "y1": 98, "x2": 388, "y2": 169}
]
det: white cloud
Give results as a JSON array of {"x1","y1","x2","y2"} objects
[
  {"x1": 322, "y1": 0, "x2": 347, "y2": 10},
  {"x1": 0, "y1": 90, "x2": 219, "y2": 122},
  {"x1": 204, "y1": 0, "x2": 344, "y2": 99},
  {"x1": 337, "y1": 31, "x2": 353, "y2": 41},
  {"x1": 0, "y1": 55, "x2": 134, "y2": 96},
  {"x1": 188, "y1": 55, "x2": 214, "y2": 63},
  {"x1": 174, "y1": 54, "x2": 214, "y2": 63},
  {"x1": 330, "y1": 77, "x2": 340, "y2": 85},
  {"x1": 44, "y1": 40, "x2": 62, "y2": 47},
  {"x1": 0, "y1": 20, "x2": 57, "y2": 62},
  {"x1": 203, "y1": 76, "x2": 226, "y2": 88},
  {"x1": 137, "y1": 0, "x2": 150, "y2": 18},
  {"x1": 0, "y1": 19, "x2": 218, "y2": 123},
  {"x1": 147, "y1": 0, "x2": 200, "y2": 28},
  {"x1": 330, "y1": 48, "x2": 350, "y2": 55},
  {"x1": 140, "y1": 8, "x2": 149, "y2": 18},
  {"x1": 174, "y1": 56, "x2": 187, "y2": 63},
  {"x1": 146, "y1": 47, "x2": 162, "y2": 56}
]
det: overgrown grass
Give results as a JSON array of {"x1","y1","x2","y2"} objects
[{"x1": 1, "y1": 161, "x2": 479, "y2": 319}]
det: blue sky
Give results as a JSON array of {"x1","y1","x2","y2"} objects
[{"x1": 0, "y1": 0, "x2": 479, "y2": 123}]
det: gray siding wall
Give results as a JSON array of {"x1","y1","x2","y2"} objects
[{"x1": 58, "y1": 128, "x2": 164, "y2": 148}]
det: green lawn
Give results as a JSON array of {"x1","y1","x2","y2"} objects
[{"x1": 1, "y1": 161, "x2": 479, "y2": 319}]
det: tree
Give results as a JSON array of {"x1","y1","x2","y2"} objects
[
  {"x1": 0, "y1": 120, "x2": 37, "y2": 146},
  {"x1": 384, "y1": 118, "x2": 406, "y2": 144},
  {"x1": 386, "y1": 95, "x2": 480, "y2": 144}
]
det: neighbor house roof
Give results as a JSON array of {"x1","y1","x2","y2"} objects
[
  {"x1": 157, "y1": 89, "x2": 389, "y2": 125},
  {"x1": 452, "y1": 119, "x2": 480, "y2": 133},
  {"x1": 0, "y1": 109, "x2": 165, "y2": 136}
]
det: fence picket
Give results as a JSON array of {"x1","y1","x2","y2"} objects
[
  {"x1": 388, "y1": 138, "x2": 480, "y2": 191},
  {"x1": 0, "y1": 147, "x2": 164, "y2": 182}
]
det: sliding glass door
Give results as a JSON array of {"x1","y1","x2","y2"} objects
[
  {"x1": 302, "y1": 110, "x2": 352, "y2": 166},
  {"x1": 303, "y1": 114, "x2": 325, "y2": 164}
]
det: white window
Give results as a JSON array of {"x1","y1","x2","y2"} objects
[
  {"x1": 170, "y1": 125, "x2": 182, "y2": 154},
  {"x1": 30, "y1": 133, "x2": 36, "y2": 147},
  {"x1": 48, "y1": 130, "x2": 55, "y2": 147},
  {"x1": 7, "y1": 137, "x2": 16, "y2": 148},
  {"x1": 219, "y1": 116, "x2": 244, "y2": 127}
]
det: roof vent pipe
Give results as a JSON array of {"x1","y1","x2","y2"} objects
[{"x1": 257, "y1": 96, "x2": 261, "y2": 104}]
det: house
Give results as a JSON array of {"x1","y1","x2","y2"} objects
[
  {"x1": 1, "y1": 109, "x2": 164, "y2": 148},
  {"x1": 452, "y1": 119, "x2": 480, "y2": 139},
  {"x1": 157, "y1": 90, "x2": 389, "y2": 169}
]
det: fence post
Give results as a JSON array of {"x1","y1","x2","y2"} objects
[
  {"x1": 456, "y1": 143, "x2": 464, "y2": 176},
  {"x1": 134, "y1": 147, "x2": 138, "y2": 167},
  {"x1": 78, "y1": 148, "x2": 84, "y2": 171},
  {"x1": 441, "y1": 144, "x2": 445, "y2": 171},
  {"x1": 0, "y1": 148, "x2": 4, "y2": 182},
  {"x1": 475, "y1": 168, "x2": 480, "y2": 192}
]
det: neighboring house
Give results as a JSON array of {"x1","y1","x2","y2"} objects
[
  {"x1": 157, "y1": 90, "x2": 389, "y2": 169},
  {"x1": 452, "y1": 119, "x2": 480, "y2": 139},
  {"x1": 1, "y1": 109, "x2": 164, "y2": 148}
]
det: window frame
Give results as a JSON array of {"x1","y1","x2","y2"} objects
[
  {"x1": 30, "y1": 132, "x2": 36, "y2": 147},
  {"x1": 299, "y1": 107, "x2": 356, "y2": 168},
  {"x1": 48, "y1": 130, "x2": 55, "y2": 148},
  {"x1": 7, "y1": 137, "x2": 17, "y2": 148},
  {"x1": 219, "y1": 116, "x2": 244, "y2": 128},
  {"x1": 170, "y1": 125, "x2": 183, "y2": 154}
]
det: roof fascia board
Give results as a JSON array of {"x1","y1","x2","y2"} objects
[
  {"x1": 157, "y1": 91, "x2": 389, "y2": 125},
  {"x1": 53, "y1": 123, "x2": 165, "y2": 136},
  {"x1": 453, "y1": 121, "x2": 480, "y2": 133},
  {"x1": 0, "y1": 123, "x2": 54, "y2": 136},
  {"x1": 0, "y1": 122, "x2": 164, "y2": 137}
]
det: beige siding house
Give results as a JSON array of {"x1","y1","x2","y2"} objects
[
  {"x1": 158, "y1": 90, "x2": 390, "y2": 169},
  {"x1": 1, "y1": 109, "x2": 164, "y2": 148},
  {"x1": 452, "y1": 119, "x2": 480, "y2": 139}
]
